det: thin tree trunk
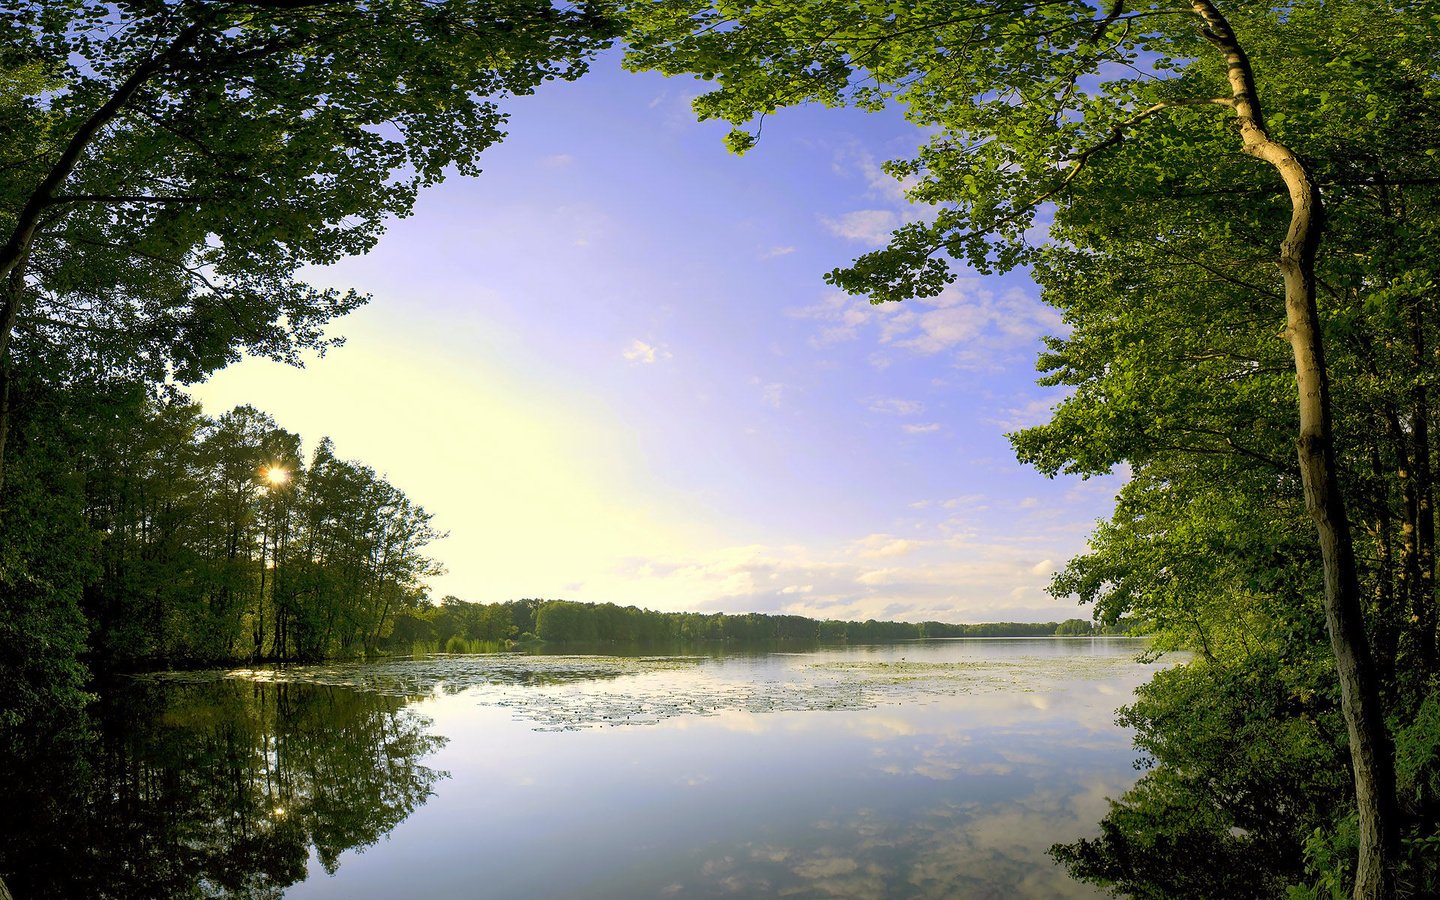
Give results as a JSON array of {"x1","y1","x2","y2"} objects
[
  {"x1": 0, "y1": 255, "x2": 29, "y2": 492},
  {"x1": 1356, "y1": 337, "x2": 1408, "y2": 694},
  {"x1": 1191, "y1": 3, "x2": 1397, "y2": 896},
  {"x1": 1383, "y1": 408, "x2": 1422, "y2": 650},
  {"x1": 1407, "y1": 293, "x2": 1436, "y2": 675},
  {"x1": 1369, "y1": 440, "x2": 1398, "y2": 693}
]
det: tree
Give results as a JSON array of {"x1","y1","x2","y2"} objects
[
  {"x1": 0, "y1": 0, "x2": 617, "y2": 483},
  {"x1": 620, "y1": 1, "x2": 1440, "y2": 895},
  {"x1": 0, "y1": 679, "x2": 447, "y2": 897}
]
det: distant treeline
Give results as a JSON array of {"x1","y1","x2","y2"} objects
[{"x1": 388, "y1": 597, "x2": 1136, "y2": 653}]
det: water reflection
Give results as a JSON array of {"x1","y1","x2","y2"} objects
[
  {"x1": 681, "y1": 778, "x2": 1122, "y2": 900},
  {"x1": 603, "y1": 690, "x2": 1138, "y2": 899},
  {"x1": 205, "y1": 641, "x2": 1153, "y2": 733},
  {"x1": 3, "y1": 639, "x2": 1161, "y2": 899},
  {"x1": 0, "y1": 680, "x2": 446, "y2": 899},
  {"x1": 189, "y1": 653, "x2": 703, "y2": 698},
  {"x1": 282, "y1": 640, "x2": 1159, "y2": 899}
]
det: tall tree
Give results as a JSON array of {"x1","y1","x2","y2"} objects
[{"x1": 621, "y1": 1, "x2": 1440, "y2": 895}]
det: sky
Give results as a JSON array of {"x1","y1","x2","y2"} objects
[{"x1": 188, "y1": 54, "x2": 1124, "y2": 624}]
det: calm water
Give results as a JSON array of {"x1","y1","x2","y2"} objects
[{"x1": 3, "y1": 638, "x2": 1167, "y2": 899}]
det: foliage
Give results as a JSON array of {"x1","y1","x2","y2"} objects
[
  {"x1": 0, "y1": 0, "x2": 614, "y2": 766},
  {"x1": 2, "y1": 382, "x2": 444, "y2": 673},
  {"x1": 1, "y1": 0, "x2": 615, "y2": 387},
  {"x1": 1054, "y1": 648, "x2": 1352, "y2": 896},
  {"x1": 0, "y1": 374, "x2": 98, "y2": 743},
  {"x1": 619, "y1": 0, "x2": 1440, "y2": 895},
  {"x1": 1290, "y1": 816, "x2": 1362, "y2": 900}
]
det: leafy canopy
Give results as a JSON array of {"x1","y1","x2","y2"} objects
[{"x1": 4, "y1": 0, "x2": 615, "y2": 384}]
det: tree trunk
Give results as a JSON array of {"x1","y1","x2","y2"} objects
[
  {"x1": 1369, "y1": 440, "x2": 1397, "y2": 693},
  {"x1": 0, "y1": 257, "x2": 29, "y2": 492},
  {"x1": 1191, "y1": 3, "x2": 1397, "y2": 896},
  {"x1": 1382, "y1": 407, "x2": 1426, "y2": 680},
  {"x1": 1407, "y1": 293, "x2": 1436, "y2": 675}
]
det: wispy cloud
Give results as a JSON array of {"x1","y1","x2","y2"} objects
[
  {"x1": 852, "y1": 534, "x2": 922, "y2": 559},
  {"x1": 761, "y1": 245, "x2": 798, "y2": 259},
  {"x1": 832, "y1": 144, "x2": 920, "y2": 206},
  {"x1": 623, "y1": 339, "x2": 672, "y2": 364},
  {"x1": 815, "y1": 146, "x2": 935, "y2": 252},
  {"x1": 902, "y1": 422, "x2": 941, "y2": 435},
  {"x1": 820, "y1": 209, "x2": 901, "y2": 246},
  {"x1": 598, "y1": 521, "x2": 1096, "y2": 625},
  {"x1": 760, "y1": 382, "x2": 786, "y2": 408},
  {"x1": 788, "y1": 281, "x2": 1063, "y2": 370},
  {"x1": 990, "y1": 396, "x2": 1057, "y2": 431},
  {"x1": 788, "y1": 292, "x2": 906, "y2": 348},
  {"x1": 866, "y1": 397, "x2": 925, "y2": 416},
  {"x1": 942, "y1": 495, "x2": 986, "y2": 509}
]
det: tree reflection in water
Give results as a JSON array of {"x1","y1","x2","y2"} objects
[{"x1": 0, "y1": 679, "x2": 446, "y2": 899}]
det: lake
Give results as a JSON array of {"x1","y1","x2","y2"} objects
[{"x1": 2, "y1": 637, "x2": 1167, "y2": 899}]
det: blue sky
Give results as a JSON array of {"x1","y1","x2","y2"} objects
[{"x1": 190, "y1": 54, "x2": 1122, "y2": 624}]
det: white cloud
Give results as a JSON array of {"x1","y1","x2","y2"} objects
[
  {"x1": 853, "y1": 534, "x2": 921, "y2": 559},
  {"x1": 855, "y1": 567, "x2": 899, "y2": 586},
  {"x1": 819, "y1": 209, "x2": 901, "y2": 245},
  {"x1": 788, "y1": 291, "x2": 906, "y2": 348},
  {"x1": 896, "y1": 285, "x2": 1061, "y2": 358},
  {"x1": 941, "y1": 495, "x2": 986, "y2": 510},
  {"x1": 624, "y1": 521, "x2": 1095, "y2": 619},
  {"x1": 896, "y1": 306, "x2": 989, "y2": 354},
  {"x1": 539, "y1": 153, "x2": 574, "y2": 168},
  {"x1": 623, "y1": 339, "x2": 671, "y2": 364},
  {"x1": 903, "y1": 423, "x2": 941, "y2": 435},
  {"x1": 761, "y1": 245, "x2": 797, "y2": 259},
  {"x1": 591, "y1": 521, "x2": 1095, "y2": 624},
  {"x1": 992, "y1": 397, "x2": 1056, "y2": 431},
  {"x1": 832, "y1": 144, "x2": 919, "y2": 206},
  {"x1": 789, "y1": 280, "x2": 1064, "y2": 370},
  {"x1": 866, "y1": 397, "x2": 925, "y2": 416}
]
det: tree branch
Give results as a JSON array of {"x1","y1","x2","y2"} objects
[
  {"x1": 52, "y1": 194, "x2": 213, "y2": 205},
  {"x1": 0, "y1": 20, "x2": 205, "y2": 288},
  {"x1": 1027, "y1": 98, "x2": 1234, "y2": 208}
]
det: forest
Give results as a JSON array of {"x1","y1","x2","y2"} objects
[
  {"x1": 4, "y1": 1, "x2": 1439, "y2": 898},
  {"x1": 389, "y1": 595, "x2": 1123, "y2": 652},
  {"x1": 81, "y1": 392, "x2": 442, "y2": 668}
]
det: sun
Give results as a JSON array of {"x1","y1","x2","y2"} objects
[{"x1": 262, "y1": 465, "x2": 290, "y2": 487}]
